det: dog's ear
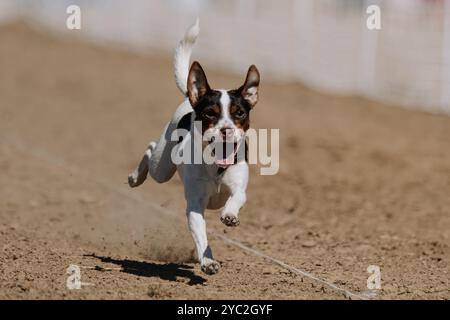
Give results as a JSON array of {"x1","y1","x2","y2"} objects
[
  {"x1": 240, "y1": 65, "x2": 260, "y2": 108},
  {"x1": 187, "y1": 61, "x2": 210, "y2": 107}
]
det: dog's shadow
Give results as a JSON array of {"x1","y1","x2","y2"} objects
[{"x1": 85, "y1": 253, "x2": 206, "y2": 286}]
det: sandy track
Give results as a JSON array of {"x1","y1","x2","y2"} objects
[{"x1": 0, "y1": 23, "x2": 448, "y2": 299}]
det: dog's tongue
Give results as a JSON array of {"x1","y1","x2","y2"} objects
[{"x1": 215, "y1": 142, "x2": 238, "y2": 168}]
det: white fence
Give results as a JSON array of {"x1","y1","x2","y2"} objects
[{"x1": 2, "y1": 0, "x2": 450, "y2": 113}]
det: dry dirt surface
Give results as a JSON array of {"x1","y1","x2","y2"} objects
[{"x1": 0, "y1": 23, "x2": 449, "y2": 300}]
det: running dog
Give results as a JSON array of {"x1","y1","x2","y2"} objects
[{"x1": 128, "y1": 19, "x2": 260, "y2": 275}]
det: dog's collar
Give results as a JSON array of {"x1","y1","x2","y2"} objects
[{"x1": 217, "y1": 166, "x2": 227, "y2": 176}]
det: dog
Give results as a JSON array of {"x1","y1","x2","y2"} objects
[{"x1": 128, "y1": 19, "x2": 260, "y2": 275}]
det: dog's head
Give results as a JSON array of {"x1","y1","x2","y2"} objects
[{"x1": 187, "y1": 61, "x2": 260, "y2": 167}]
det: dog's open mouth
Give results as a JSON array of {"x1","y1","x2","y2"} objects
[{"x1": 213, "y1": 141, "x2": 240, "y2": 168}]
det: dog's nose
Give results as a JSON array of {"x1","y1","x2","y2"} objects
[{"x1": 220, "y1": 127, "x2": 234, "y2": 140}]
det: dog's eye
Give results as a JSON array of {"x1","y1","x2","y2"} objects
[
  {"x1": 234, "y1": 109, "x2": 246, "y2": 119},
  {"x1": 203, "y1": 110, "x2": 218, "y2": 120}
]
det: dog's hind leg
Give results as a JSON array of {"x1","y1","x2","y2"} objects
[
  {"x1": 128, "y1": 101, "x2": 192, "y2": 187},
  {"x1": 128, "y1": 119, "x2": 179, "y2": 187},
  {"x1": 147, "y1": 122, "x2": 178, "y2": 183},
  {"x1": 128, "y1": 142, "x2": 156, "y2": 188}
]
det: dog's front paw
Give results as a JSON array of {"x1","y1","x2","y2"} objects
[
  {"x1": 201, "y1": 258, "x2": 220, "y2": 275},
  {"x1": 220, "y1": 213, "x2": 240, "y2": 227}
]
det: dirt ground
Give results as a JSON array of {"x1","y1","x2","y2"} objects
[{"x1": 0, "y1": 22, "x2": 449, "y2": 300}]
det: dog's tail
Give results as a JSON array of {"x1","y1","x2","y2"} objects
[{"x1": 174, "y1": 18, "x2": 200, "y2": 96}]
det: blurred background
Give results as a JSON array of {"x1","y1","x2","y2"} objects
[{"x1": 1, "y1": 0, "x2": 450, "y2": 113}]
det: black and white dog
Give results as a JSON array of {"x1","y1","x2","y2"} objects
[{"x1": 128, "y1": 19, "x2": 260, "y2": 274}]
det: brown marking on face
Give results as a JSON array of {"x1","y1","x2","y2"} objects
[
  {"x1": 193, "y1": 90, "x2": 223, "y2": 134},
  {"x1": 212, "y1": 105, "x2": 220, "y2": 114},
  {"x1": 200, "y1": 105, "x2": 221, "y2": 132},
  {"x1": 229, "y1": 102, "x2": 250, "y2": 131}
]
